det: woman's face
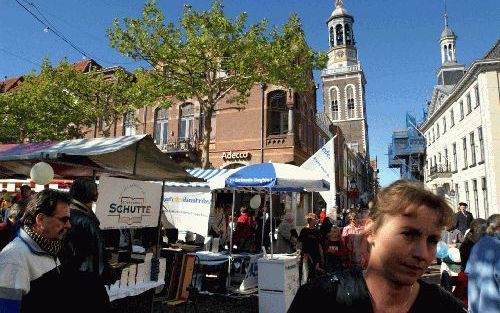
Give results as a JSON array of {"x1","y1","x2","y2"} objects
[{"x1": 367, "y1": 205, "x2": 442, "y2": 286}]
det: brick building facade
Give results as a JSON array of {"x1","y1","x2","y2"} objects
[{"x1": 86, "y1": 83, "x2": 332, "y2": 169}]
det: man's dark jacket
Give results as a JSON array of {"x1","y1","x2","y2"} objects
[
  {"x1": 455, "y1": 211, "x2": 473, "y2": 235},
  {"x1": 60, "y1": 200, "x2": 113, "y2": 313}
]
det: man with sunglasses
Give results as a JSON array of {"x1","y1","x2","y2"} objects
[{"x1": 0, "y1": 189, "x2": 72, "y2": 313}]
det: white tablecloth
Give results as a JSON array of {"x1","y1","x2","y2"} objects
[{"x1": 108, "y1": 280, "x2": 165, "y2": 302}]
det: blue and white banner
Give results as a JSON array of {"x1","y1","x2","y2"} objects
[
  {"x1": 300, "y1": 137, "x2": 336, "y2": 211},
  {"x1": 162, "y1": 191, "x2": 212, "y2": 239}
]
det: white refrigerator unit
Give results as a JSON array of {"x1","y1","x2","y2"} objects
[{"x1": 258, "y1": 255, "x2": 300, "y2": 313}]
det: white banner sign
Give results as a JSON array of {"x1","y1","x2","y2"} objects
[
  {"x1": 162, "y1": 191, "x2": 212, "y2": 239},
  {"x1": 300, "y1": 137, "x2": 336, "y2": 212},
  {"x1": 96, "y1": 176, "x2": 163, "y2": 229}
]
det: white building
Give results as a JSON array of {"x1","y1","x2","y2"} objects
[{"x1": 420, "y1": 14, "x2": 500, "y2": 218}]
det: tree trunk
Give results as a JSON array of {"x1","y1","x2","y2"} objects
[{"x1": 201, "y1": 106, "x2": 213, "y2": 169}]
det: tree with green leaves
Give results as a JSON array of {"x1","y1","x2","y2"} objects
[
  {"x1": 108, "y1": 0, "x2": 326, "y2": 168},
  {"x1": 0, "y1": 58, "x2": 140, "y2": 143}
]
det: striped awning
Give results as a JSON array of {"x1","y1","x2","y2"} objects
[{"x1": 186, "y1": 168, "x2": 232, "y2": 181}]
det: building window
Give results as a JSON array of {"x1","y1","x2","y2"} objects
[
  {"x1": 450, "y1": 109, "x2": 455, "y2": 127},
  {"x1": 482, "y1": 177, "x2": 489, "y2": 217},
  {"x1": 452, "y1": 143, "x2": 457, "y2": 172},
  {"x1": 345, "y1": 24, "x2": 352, "y2": 45},
  {"x1": 462, "y1": 137, "x2": 468, "y2": 168},
  {"x1": 267, "y1": 90, "x2": 288, "y2": 135},
  {"x1": 466, "y1": 94, "x2": 472, "y2": 114},
  {"x1": 154, "y1": 108, "x2": 169, "y2": 145},
  {"x1": 460, "y1": 101, "x2": 464, "y2": 120},
  {"x1": 474, "y1": 85, "x2": 480, "y2": 107},
  {"x1": 179, "y1": 103, "x2": 194, "y2": 140},
  {"x1": 465, "y1": 181, "x2": 470, "y2": 206},
  {"x1": 302, "y1": 113, "x2": 307, "y2": 145},
  {"x1": 329, "y1": 27, "x2": 335, "y2": 47},
  {"x1": 123, "y1": 111, "x2": 136, "y2": 136},
  {"x1": 199, "y1": 108, "x2": 216, "y2": 141},
  {"x1": 472, "y1": 179, "x2": 479, "y2": 217},
  {"x1": 442, "y1": 117, "x2": 447, "y2": 133},
  {"x1": 444, "y1": 147, "x2": 449, "y2": 171},
  {"x1": 432, "y1": 128, "x2": 435, "y2": 142},
  {"x1": 438, "y1": 152, "x2": 442, "y2": 166},
  {"x1": 436, "y1": 124, "x2": 440, "y2": 138},
  {"x1": 309, "y1": 110, "x2": 315, "y2": 149},
  {"x1": 335, "y1": 24, "x2": 344, "y2": 46},
  {"x1": 478, "y1": 127, "x2": 485, "y2": 163},
  {"x1": 331, "y1": 88, "x2": 339, "y2": 120},
  {"x1": 455, "y1": 183, "x2": 460, "y2": 202},
  {"x1": 346, "y1": 86, "x2": 355, "y2": 119},
  {"x1": 470, "y1": 132, "x2": 476, "y2": 166}
]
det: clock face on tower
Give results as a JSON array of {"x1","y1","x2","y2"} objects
[{"x1": 335, "y1": 50, "x2": 345, "y2": 58}]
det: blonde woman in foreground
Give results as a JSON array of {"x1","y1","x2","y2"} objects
[{"x1": 289, "y1": 180, "x2": 465, "y2": 313}]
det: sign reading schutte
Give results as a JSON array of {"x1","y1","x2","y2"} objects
[
  {"x1": 96, "y1": 176, "x2": 162, "y2": 229},
  {"x1": 221, "y1": 151, "x2": 251, "y2": 161}
]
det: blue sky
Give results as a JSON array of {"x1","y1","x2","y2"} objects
[{"x1": 1, "y1": 0, "x2": 499, "y2": 186}]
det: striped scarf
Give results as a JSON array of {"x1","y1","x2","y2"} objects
[{"x1": 24, "y1": 226, "x2": 62, "y2": 256}]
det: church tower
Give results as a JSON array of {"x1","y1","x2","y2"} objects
[{"x1": 322, "y1": 0, "x2": 369, "y2": 158}]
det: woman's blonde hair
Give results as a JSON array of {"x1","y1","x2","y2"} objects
[{"x1": 369, "y1": 180, "x2": 453, "y2": 232}]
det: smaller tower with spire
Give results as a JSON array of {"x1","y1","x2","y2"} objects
[
  {"x1": 436, "y1": 0, "x2": 464, "y2": 86},
  {"x1": 440, "y1": 1, "x2": 457, "y2": 64}
]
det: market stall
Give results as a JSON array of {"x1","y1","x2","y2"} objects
[
  {"x1": 209, "y1": 162, "x2": 329, "y2": 311},
  {"x1": 0, "y1": 135, "x2": 197, "y2": 313}
]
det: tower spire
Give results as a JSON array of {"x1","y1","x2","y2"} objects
[
  {"x1": 336, "y1": 0, "x2": 344, "y2": 7},
  {"x1": 444, "y1": 0, "x2": 449, "y2": 28}
]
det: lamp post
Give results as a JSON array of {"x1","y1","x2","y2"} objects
[
  {"x1": 260, "y1": 82, "x2": 267, "y2": 163},
  {"x1": 348, "y1": 177, "x2": 357, "y2": 210}
]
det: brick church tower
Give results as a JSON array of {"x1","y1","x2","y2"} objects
[{"x1": 322, "y1": 0, "x2": 369, "y2": 158}]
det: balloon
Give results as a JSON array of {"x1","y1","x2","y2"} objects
[
  {"x1": 436, "y1": 241, "x2": 449, "y2": 259},
  {"x1": 30, "y1": 162, "x2": 54, "y2": 185},
  {"x1": 448, "y1": 247, "x2": 461, "y2": 263},
  {"x1": 249, "y1": 195, "x2": 261, "y2": 209}
]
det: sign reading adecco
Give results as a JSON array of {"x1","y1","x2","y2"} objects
[
  {"x1": 221, "y1": 151, "x2": 251, "y2": 161},
  {"x1": 96, "y1": 176, "x2": 162, "y2": 229}
]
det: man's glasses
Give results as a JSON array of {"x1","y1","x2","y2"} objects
[{"x1": 50, "y1": 215, "x2": 70, "y2": 224}]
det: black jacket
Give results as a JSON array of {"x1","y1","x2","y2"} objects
[
  {"x1": 60, "y1": 200, "x2": 113, "y2": 313},
  {"x1": 455, "y1": 211, "x2": 473, "y2": 235},
  {"x1": 60, "y1": 200, "x2": 113, "y2": 284},
  {"x1": 288, "y1": 270, "x2": 465, "y2": 313}
]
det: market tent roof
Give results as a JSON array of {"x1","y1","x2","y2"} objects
[
  {"x1": 164, "y1": 168, "x2": 241, "y2": 192},
  {"x1": 209, "y1": 162, "x2": 329, "y2": 192},
  {"x1": 0, "y1": 135, "x2": 196, "y2": 181},
  {"x1": 186, "y1": 168, "x2": 232, "y2": 180}
]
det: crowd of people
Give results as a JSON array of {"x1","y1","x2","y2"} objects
[{"x1": 1, "y1": 180, "x2": 498, "y2": 313}]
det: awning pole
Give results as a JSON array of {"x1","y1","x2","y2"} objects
[
  {"x1": 156, "y1": 180, "x2": 166, "y2": 257},
  {"x1": 229, "y1": 190, "x2": 236, "y2": 255},
  {"x1": 227, "y1": 189, "x2": 236, "y2": 290},
  {"x1": 132, "y1": 141, "x2": 140, "y2": 175},
  {"x1": 310, "y1": 192, "x2": 314, "y2": 213},
  {"x1": 270, "y1": 188, "x2": 273, "y2": 258},
  {"x1": 260, "y1": 190, "x2": 265, "y2": 253}
]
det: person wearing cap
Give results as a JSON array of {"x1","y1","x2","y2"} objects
[{"x1": 454, "y1": 202, "x2": 473, "y2": 236}]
